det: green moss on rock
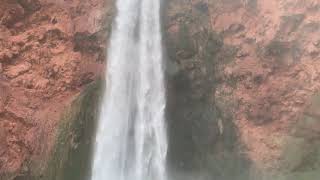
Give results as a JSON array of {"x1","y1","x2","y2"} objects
[
  {"x1": 38, "y1": 80, "x2": 104, "y2": 180},
  {"x1": 275, "y1": 92, "x2": 320, "y2": 179}
]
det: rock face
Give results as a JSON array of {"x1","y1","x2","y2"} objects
[
  {"x1": 164, "y1": 1, "x2": 249, "y2": 179},
  {"x1": 209, "y1": 0, "x2": 320, "y2": 175},
  {"x1": 1, "y1": 0, "x2": 320, "y2": 179},
  {"x1": 40, "y1": 81, "x2": 104, "y2": 180},
  {"x1": 165, "y1": 0, "x2": 320, "y2": 179},
  {"x1": 0, "y1": 0, "x2": 114, "y2": 178}
]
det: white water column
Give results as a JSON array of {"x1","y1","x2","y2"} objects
[{"x1": 91, "y1": 0, "x2": 168, "y2": 180}]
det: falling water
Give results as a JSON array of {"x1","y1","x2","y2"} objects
[{"x1": 91, "y1": 0, "x2": 167, "y2": 180}]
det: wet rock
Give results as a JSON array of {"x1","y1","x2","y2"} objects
[
  {"x1": 243, "y1": 0, "x2": 258, "y2": 9},
  {"x1": 264, "y1": 40, "x2": 303, "y2": 65},
  {"x1": 73, "y1": 32, "x2": 101, "y2": 53},
  {"x1": 176, "y1": 50, "x2": 196, "y2": 60},
  {"x1": 165, "y1": 0, "x2": 230, "y2": 172},
  {"x1": 17, "y1": 0, "x2": 41, "y2": 13},
  {"x1": 264, "y1": 40, "x2": 290, "y2": 58},
  {"x1": 194, "y1": 2, "x2": 209, "y2": 13},
  {"x1": 277, "y1": 14, "x2": 305, "y2": 38},
  {"x1": 206, "y1": 33, "x2": 224, "y2": 55},
  {"x1": 41, "y1": 81, "x2": 104, "y2": 180},
  {"x1": 166, "y1": 22, "x2": 198, "y2": 60},
  {"x1": 77, "y1": 72, "x2": 95, "y2": 87},
  {"x1": 305, "y1": 93, "x2": 320, "y2": 120}
]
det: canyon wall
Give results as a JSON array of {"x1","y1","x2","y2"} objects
[
  {"x1": 165, "y1": 0, "x2": 320, "y2": 179},
  {"x1": 1, "y1": 0, "x2": 320, "y2": 179},
  {"x1": 0, "y1": 0, "x2": 113, "y2": 179}
]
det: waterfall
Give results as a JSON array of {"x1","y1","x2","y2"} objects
[{"x1": 91, "y1": 0, "x2": 168, "y2": 180}]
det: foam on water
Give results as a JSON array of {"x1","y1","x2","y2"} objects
[{"x1": 91, "y1": 0, "x2": 167, "y2": 180}]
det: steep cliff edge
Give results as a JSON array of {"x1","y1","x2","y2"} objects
[{"x1": 0, "y1": 0, "x2": 113, "y2": 178}]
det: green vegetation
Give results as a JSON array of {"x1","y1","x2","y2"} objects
[
  {"x1": 276, "y1": 93, "x2": 320, "y2": 180},
  {"x1": 38, "y1": 80, "x2": 104, "y2": 180}
]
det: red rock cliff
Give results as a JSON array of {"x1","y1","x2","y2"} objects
[
  {"x1": 165, "y1": 0, "x2": 320, "y2": 178},
  {"x1": 0, "y1": 0, "x2": 113, "y2": 177},
  {"x1": 1, "y1": 0, "x2": 320, "y2": 179}
]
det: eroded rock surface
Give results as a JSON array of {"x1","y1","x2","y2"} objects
[
  {"x1": 1, "y1": 0, "x2": 320, "y2": 179},
  {"x1": 0, "y1": 0, "x2": 114, "y2": 178},
  {"x1": 165, "y1": 0, "x2": 320, "y2": 179},
  {"x1": 210, "y1": 0, "x2": 320, "y2": 173}
]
